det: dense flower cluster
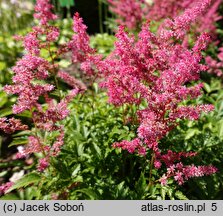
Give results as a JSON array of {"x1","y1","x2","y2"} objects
[
  {"x1": 4, "y1": 55, "x2": 53, "y2": 114},
  {"x1": 148, "y1": 0, "x2": 194, "y2": 21},
  {"x1": 101, "y1": 0, "x2": 217, "y2": 185},
  {"x1": 149, "y1": 0, "x2": 221, "y2": 38},
  {"x1": 57, "y1": 70, "x2": 87, "y2": 90},
  {"x1": 108, "y1": 0, "x2": 221, "y2": 40},
  {"x1": 0, "y1": 0, "x2": 89, "y2": 176},
  {"x1": 0, "y1": 117, "x2": 28, "y2": 134},
  {"x1": 68, "y1": 13, "x2": 102, "y2": 77},
  {"x1": 206, "y1": 47, "x2": 223, "y2": 77},
  {"x1": 160, "y1": 163, "x2": 218, "y2": 185},
  {"x1": 0, "y1": 182, "x2": 13, "y2": 196},
  {"x1": 108, "y1": 0, "x2": 150, "y2": 30},
  {"x1": 33, "y1": 0, "x2": 57, "y2": 25},
  {"x1": 158, "y1": 0, "x2": 214, "y2": 40}
]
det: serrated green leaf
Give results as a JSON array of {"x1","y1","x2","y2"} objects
[
  {"x1": 91, "y1": 142, "x2": 101, "y2": 157},
  {"x1": 161, "y1": 187, "x2": 167, "y2": 200},
  {"x1": 135, "y1": 172, "x2": 147, "y2": 198},
  {"x1": 76, "y1": 188, "x2": 99, "y2": 200},
  {"x1": 72, "y1": 164, "x2": 81, "y2": 177},
  {"x1": 6, "y1": 173, "x2": 41, "y2": 193},
  {"x1": 175, "y1": 190, "x2": 188, "y2": 200},
  {"x1": 167, "y1": 188, "x2": 174, "y2": 200}
]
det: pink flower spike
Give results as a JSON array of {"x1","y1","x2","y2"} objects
[
  {"x1": 0, "y1": 117, "x2": 28, "y2": 134},
  {"x1": 38, "y1": 157, "x2": 50, "y2": 172},
  {"x1": 159, "y1": 175, "x2": 168, "y2": 186},
  {"x1": 0, "y1": 182, "x2": 13, "y2": 195},
  {"x1": 154, "y1": 160, "x2": 162, "y2": 169},
  {"x1": 34, "y1": 0, "x2": 58, "y2": 25}
]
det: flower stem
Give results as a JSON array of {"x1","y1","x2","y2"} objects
[{"x1": 148, "y1": 152, "x2": 155, "y2": 190}]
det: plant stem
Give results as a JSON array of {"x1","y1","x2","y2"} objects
[
  {"x1": 47, "y1": 42, "x2": 63, "y2": 99},
  {"x1": 148, "y1": 152, "x2": 155, "y2": 189},
  {"x1": 98, "y1": 0, "x2": 104, "y2": 34}
]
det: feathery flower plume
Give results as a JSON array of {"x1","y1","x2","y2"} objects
[
  {"x1": 108, "y1": 0, "x2": 149, "y2": 30},
  {"x1": 0, "y1": 117, "x2": 28, "y2": 134},
  {"x1": 2, "y1": 0, "x2": 85, "y2": 175},
  {"x1": 100, "y1": 0, "x2": 217, "y2": 185},
  {"x1": 68, "y1": 12, "x2": 102, "y2": 77}
]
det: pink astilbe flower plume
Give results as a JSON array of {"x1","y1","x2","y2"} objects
[
  {"x1": 2, "y1": 0, "x2": 90, "y2": 176},
  {"x1": 159, "y1": 0, "x2": 212, "y2": 40},
  {"x1": 68, "y1": 12, "x2": 102, "y2": 77},
  {"x1": 150, "y1": 0, "x2": 221, "y2": 40},
  {"x1": 0, "y1": 182, "x2": 13, "y2": 196},
  {"x1": 57, "y1": 70, "x2": 87, "y2": 91},
  {"x1": 37, "y1": 157, "x2": 50, "y2": 172},
  {"x1": 0, "y1": 117, "x2": 28, "y2": 134},
  {"x1": 34, "y1": 0, "x2": 58, "y2": 25},
  {"x1": 148, "y1": 0, "x2": 194, "y2": 21},
  {"x1": 205, "y1": 47, "x2": 223, "y2": 77},
  {"x1": 108, "y1": 0, "x2": 221, "y2": 42},
  {"x1": 160, "y1": 163, "x2": 218, "y2": 186},
  {"x1": 16, "y1": 136, "x2": 43, "y2": 159},
  {"x1": 100, "y1": 0, "x2": 217, "y2": 185},
  {"x1": 108, "y1": 0, "x2": 150, "y2": 30},
  {"x1": 69, "y1": 12, "x2": 93, "y2": 63},
  {"x1": 4, "y1": 54, "x2": 54, "y2": 114}
]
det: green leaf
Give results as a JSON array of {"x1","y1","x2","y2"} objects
[
  {"x1": 0, "y1": 61, "x2": 6, "y2": 70},
  {"x1": 203, "y1": 83, "x2": 211, "y2": 93},
  {"x1": 0, "y1": 91, "x2": 8, "y2": 107},
  {"x1": 91, "y1": 142, "x2": 101, "y2": 158},
  {"x1": 167, "y1": 188, "x2": 174, "y2": 200},
  {"x1": 0, "y1": 108, "x2": 13, "y2": 117},
  {"x1": 9, "y1": 138, "x2": 28, "y2": 147},
  {"x1": 185, "y1": 128, "x2": 200, "y2": 140},
  {"x1": 12, "y1": 130, "x2": 31, "y2": 138},
  {"x1": 0, "y1": 194, "x2": 20, "y2": 200},
  {"x1": 71, "y1": 164, "x2": 81, "y2": 177},
  {"x1": 161, "y1": 187, "x2": 167, "y2": 200},
  {"x1": 17, "y1": 110, "x2": 32, "y2": 118},
  {"x1": 114, "y1": 181, "x2": 129, "y2": 199},
  {"x1": 0, "y1": 171, "x2": 8, "y2": 177},
  {"x1": 175, "y1": 191, "x2": 188, "y2": 200},
  {"x1": 6, "y1": 173, "x2": 41, "y2": 193},
  {"x1": 76, "y1": 188, "x2": 99, "y2": 200},
  {"x1": 217, "y1": 119, "x2": 223, "y2": 138},
  {"x1": 93, "y1": 83, "x2": 99, "y2": 94},
  {"x1": 135, "y1": 172, "x2": 147, "y2": 198}
]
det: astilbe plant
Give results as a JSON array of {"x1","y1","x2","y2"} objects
[
  {"x1": 154, "y1": 0, "x2": 222, "y2": 40},
  {"x1": 108, "y1": 0, "x2": 150, "y2": 30},
  {"x1": 108, "y1": 0, "x2": 222, "y2": 40},
  {"x1": 100, "y1": 0, "x2": 218, "y2": 186},
  {"x1": 0, "y1": 0, "x2": 99, "y2": 195},
  {"x1": 205, "y1": 47, "x2": 223, "y2": 77}
]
